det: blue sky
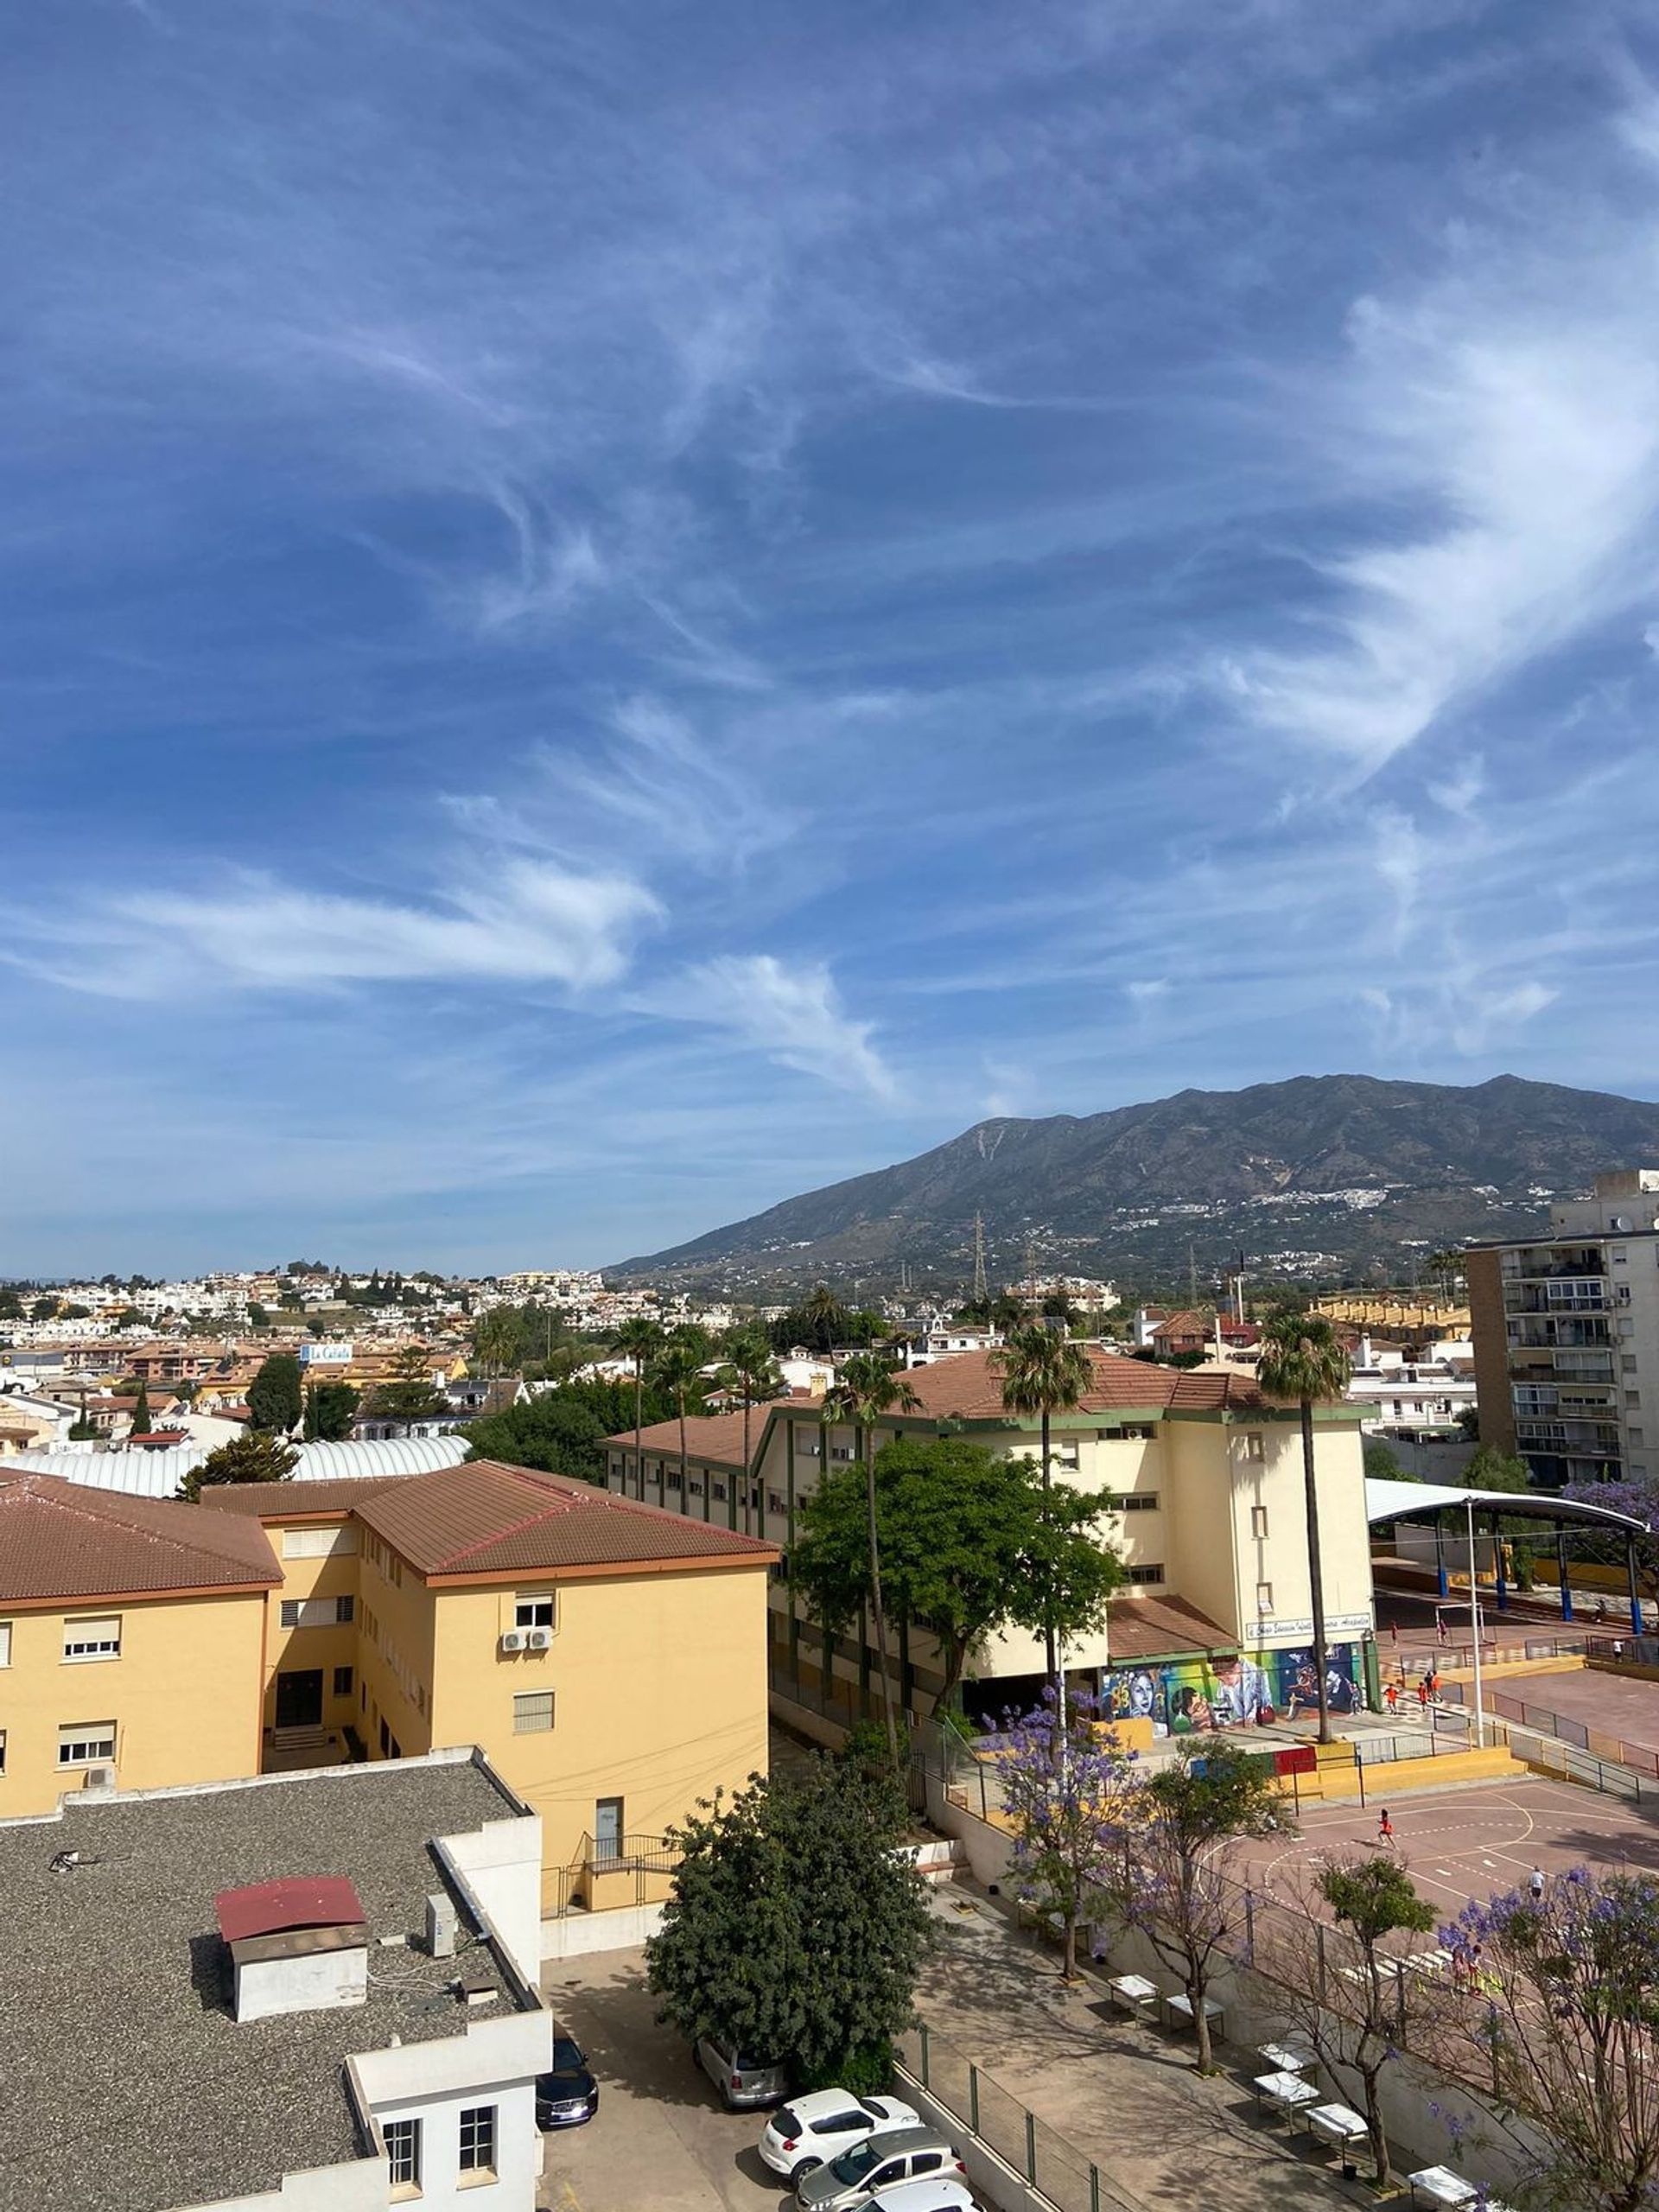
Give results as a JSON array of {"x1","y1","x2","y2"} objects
[{"x1": 7, "y1": 0, "x2": 1659, "y2": 1274}]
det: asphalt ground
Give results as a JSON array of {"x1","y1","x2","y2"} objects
[{"x1": 1225, "y1": 1773, "x2": 1659, "y2": 1916}]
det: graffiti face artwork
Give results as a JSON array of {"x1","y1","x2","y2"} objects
[{"x1": 1102, "y1": 1643, "x2": 1363, "y2": 1736}]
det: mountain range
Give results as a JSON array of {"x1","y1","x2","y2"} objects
[{"x1": 612, "y1": 1075, "x2": 1659, "y2": 1294}]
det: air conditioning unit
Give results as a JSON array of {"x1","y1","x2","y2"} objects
[
  {"x1": 499, "y1": 1630, "x2": 528, "y2": 1653},
  {"x1": 525, "y1": 1627, "x2": 554, "y2": 1650},
  {"x1": 81, "y1": 1764, "x2": 117, "y2": 1791}
]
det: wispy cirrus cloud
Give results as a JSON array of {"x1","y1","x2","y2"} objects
[
  {"x1": 8, "y1": 858, "x2": 662, "y2": 1000},
  {"x1": 666, "y1": 954, "x2": 897, "y2": 1102}
]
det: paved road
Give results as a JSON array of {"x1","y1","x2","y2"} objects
[{"x1": 537, "y1": 1948, "x2": 785, "y2": 2212}]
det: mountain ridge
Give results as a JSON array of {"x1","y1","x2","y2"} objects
[{"x1": 610, "y1": 1073, "x2": 1659, "y2": 1292}]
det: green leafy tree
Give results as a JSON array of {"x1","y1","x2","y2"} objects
[
  {"x1": 1274, "y1": 1854, "x2": 1437, "y2": 2187},
  {"x1": 302, "y1": 1380, "x2": 360, "y2": 1441},
  {"x1": 1257, "y1": 1311, "x2": 1352, "y2": 1744},
  {"x1": 67, "y1": 1394, "x2": 99, "y2": 1440},
  {"x1": 0, "y1": 1288, "x2": 23, "y2": 1321},
  {"x1": 612, "y1": 1316, "x2": 666, "y2": 1486},
  {"x1": 1465, "y1": 1442, "x2": 1529, "y2": 1492},
  {"x1": 473, "y1": 1306, "x2": 530, "y2": 1378},
  {"x1": 247, "y1": 1352, "x2": 303, "y2": 1435},
  {"x1": 646, "y1": 1753, "x2": 931, "y2": 2094},
  {"x1": 465, "y1": 1376, "x2": 675, "y2": 1485},
  {"x1": 821, "y1": 1353, "x2": 920, "y2": 1768},
  {"x1": 58, "y1": 1302, "x2": 92, "y2": 1320},
  {"x1": 995, "y1": 1326, "x2": 1096, "y2": 1692},
  {"x1": 767, "y1": 1285, "x2": 887, "y2": 1356},
  {"x1": 246, "y1": 1302, "x2": 270, "y2": 1330},
  {"x1": 129, "y1": 1382, "x2": 153, "y2": 1437},
  {"x1": 1363, "y1": 1439, "x2": 1409, "y2": 1482},
  {"x1": 1113, "y1": 1740, "x2": 1287, "y2": 2072},
  {"x1": 179, "y1": 1430, "x2": 299, "y2": 1503},
  {"x1": 791, "y1": 1435, "x2": 1121, "y2": 1710},
  {"x1": 366, "y1": 1345, "x2": 447, "y2": 1432}
]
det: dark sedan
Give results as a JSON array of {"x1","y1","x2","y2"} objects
[{"x1": 537, "y1": 2034, "x2": 600, "y2": 2128}]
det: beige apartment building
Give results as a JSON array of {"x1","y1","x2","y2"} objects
[
  {"x1": 0, "y1": 1460, "x2": 775, "y2": 1923},
  {"x1": 1468, "y1": 1166, "x2": 1659, "y2": 1489},
  {"x1": 605, "y1": 1345, "x2": 1376, "y2": 1738}
]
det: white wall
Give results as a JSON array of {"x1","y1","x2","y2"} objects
[
  {"x1": 438, "y1": 1809, "x2": 544, "y2": 1990},
  {"x1": 354, "y1": 2011, "x2": 552, "y2": 2212}
]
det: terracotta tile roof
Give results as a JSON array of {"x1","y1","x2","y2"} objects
[
  {"x1": 604, "y1": 1399, "x2": 803, "y2": 1471},
  {"x1": 354, "y1": 1460, "x2": 778, "y2": 1579},
  {"x1": 859, "y1": 1345, "x2": 1274, "y2": 1420},
  {"x1": 0, "y1": 1470, "x2": 281, "y2": 1604},
  {"x1": 1106, "y1": 1592, "x2": 1237, "y2": 1661},
  {"x1": 199, "y1": 1477, "x2": 403, "y2": 1518}
]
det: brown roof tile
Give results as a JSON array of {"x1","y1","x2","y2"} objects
[
  {"x1": 841, "y1": 1345, "x2": 1273, "y2": 1420},
  {"x1": 1105, "y1": 1592, "x2": 1236, "y2": 1661},
  {"x1": 356, "y1": 1460, "x2": 778, "y2": 1579},
  {"x1": 605, "y1": 1399, "x2": 802, "y2": 1471},
  {"x1": 199, "y1": 1477, "x2": 404, "y2": 1519},
  {"x1": 0, "y1": 1471, "x2": 281, "y2": 1604}
]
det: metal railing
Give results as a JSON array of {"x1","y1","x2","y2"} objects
[
  {"x1": 1437, "y1": 1676, "x2": 1659, "y2": 1782},
  {"x1": 899, "y1": 2020, "x2": 1133, "y2": 2212}
]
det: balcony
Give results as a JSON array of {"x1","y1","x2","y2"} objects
[
  {"x1": 1516, "y1": 1417, "x2": 1621, "y2": 1450},
  {"x1": 543, "y1": 1833, "x2": 679, "y2": 1917},
  {"x1": 1502, "y1": 1249, "x2": 1607, "y2": 1281},
  {"x1": 1506, "y1": 1317, "x2": 1612, "y2": 1350},
  {"x1": 1503, "y1": 1284, "x2": 1608, "y2": 1315}
]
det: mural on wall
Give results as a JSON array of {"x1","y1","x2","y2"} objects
[{"x1": 1104, "y1": 1643, "x2": 1362, "y2": 1738}]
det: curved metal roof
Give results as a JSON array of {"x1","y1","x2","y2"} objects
[
  {"x1": 0, "y1": 1432, "x2": 468, "y2": 1499},
  {"x1": 1366, "y1": 1475, "x2": 1647, "y2": 1534}
]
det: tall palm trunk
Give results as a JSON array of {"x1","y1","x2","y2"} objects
[
  {"x1": 864, "y1": 1422, "x2": 900, "y2": 1767},
  {"x1": 1301, "y1": 1396, "x2": 1332, "y2": 1744}
]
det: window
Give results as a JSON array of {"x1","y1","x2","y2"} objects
[
  {"x1": 281, "y1": 1524, "x2": 357, "y2": 1558},
  {"x1": 711, "y1": 1480, "x2": 727, "y2": 1502},
  {"x1": 1126, "y1": 1563, "x2": 1166, "y2": 1586},
  {"x1": 0, "y1": 1728, "x2": 6, "y2": 1775},
  {"x1": 62, "y1": 1617, "x2": 120, "y2": 1662},
  {"x1": 830, "y1": 1445, "x2": 854, "y2": 1462},
  {"x1": 514, "y1": 1592, "x2": 556, "y2": 1630},
  {"x1": 767, "y1": 1491, "x2": 787, "y2": 1516},
  {"x1": 1106, "y1": 1492, "x2": 1159, "y2": 1513},
  {"x1": 797, "y1": 1436, "x2": 822, "y2": 1456},
  {"x1": 1624, "y1": 1356, "x2": 1640, "y2": 1373},
  {"x1": 1250, "y1": 1504, "x2": 1269, "y2": 1541},
  {"x1": 513, "y1": 1690, "x2": 555, "y2": 1733},
  {"x1": 57, "y1": 1722, "x2": 116, "y2": 1767},
  {"x1": 0, "y1": 1622, "x2": 10, "y2": 1668},
  {"x1": 280, "y1": 1596, "x2": 353, "y2": 1629},
  {"x1": 665, "y1": 1466, "x2": 682, "y2": 1490},
  {"x1": 688, "y1": 1478, "x2": 703, "y2": 1497},
  {"x1": 333, "y1": 1665, "x2": 354, "y2": 1697},
  {"x1": 385, "y1": 2117, "x2": 422, "y2": 2192},
  {"x1": 458, "y1": 2104, "x2": 497, "y2": 2176},
  {"x1": 1255, "y1": 1582, "x2": 1274, "y2": 1613},
  {"x1": 1627, "y1": 1392, "x2": 1643, "y2": 1409},
  {"x1": 1631, "y1": 1427, "x2": 1645, "y2": 1448}
]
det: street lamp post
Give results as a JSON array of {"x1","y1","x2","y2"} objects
[{"x1": 1466, "y1": 1498, "x2": 1485, "y2": 1750}]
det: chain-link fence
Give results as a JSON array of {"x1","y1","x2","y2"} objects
[{"x1": 897, "y1": 2019, "x2": 1136, "y2": 2212}]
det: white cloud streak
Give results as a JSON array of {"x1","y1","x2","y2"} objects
[
  {"x1": 665, "y1": 954, "x2": 897, "y2": 1102},
  {"x1": 9, "y1": 859, "x2": 662, "y2": 999}
]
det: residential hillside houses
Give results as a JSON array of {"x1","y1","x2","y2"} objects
[{"x1": 603, "y1": 1343, "x2": 1375, "y2": 1739}]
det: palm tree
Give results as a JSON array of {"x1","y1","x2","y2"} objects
[
  {"x1": 652, "y1": 1335, "x2": 709, "y2": 1511},
  {"x1": 800, "y1": 1283, "x2": 850, "y2": 1353},
  {"x1": 612, "y1": 1317, "x2": 664, "y2": 1497},
  {"x1": 995, "y1": 1325, "x2": 1095, "y2": 1688},
  {"x1": 1257, "y1": 1311, "x2": 1352, "y2": 1745},
  {"x1": 716, "y1": 1325, "x2": 785, "y2": 1534},
  {"x1": 820, "y1": 1351, "x2": 920, "y2": 1767}
]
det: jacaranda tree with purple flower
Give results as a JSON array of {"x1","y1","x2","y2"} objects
[
  {"x1": 1110, "y1": 1738, "x2": 1287, "y2": 2073},
  {"x1": 994, "y1": 1688, "x2": 1136, "y2": 1983},
  {"x1": 1438, "y1": 1866, "x2": 1659, "y2": 2212},
  {"x1": 1561, "y1": 1475, "x2": 1658, "y2": 1625}
]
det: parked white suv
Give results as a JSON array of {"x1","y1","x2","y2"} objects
[
  {"x1": 760, "y1": 2091, "x2": 920, "y2": 2181},
  {"x1": 868, "y1": 2181, "x2": 975, "y2": 2212}
]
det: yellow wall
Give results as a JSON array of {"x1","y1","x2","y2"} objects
[
  {"x1": 0, "y1": 1590, "x2": 266, "y2": 1816},
  {"x1": 259, "y1": 1519, "x2": 362, "y2": 1739},
  {"x1": 427, "y1": 1563, "x2": 772, "y2": 1875}
]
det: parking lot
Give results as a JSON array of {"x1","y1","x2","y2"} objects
[{"x1": 537, "y1": 1948, "x2": 782, "y2": 2210}]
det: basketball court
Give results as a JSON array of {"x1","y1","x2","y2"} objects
[{"x1": 1226, "y1": 1774, "x2": 1659, "y2": 1916}]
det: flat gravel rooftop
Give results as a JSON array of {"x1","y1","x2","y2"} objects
[{"x1": 0, "y1": 1757, "x2": 521, "y2": 2212}]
